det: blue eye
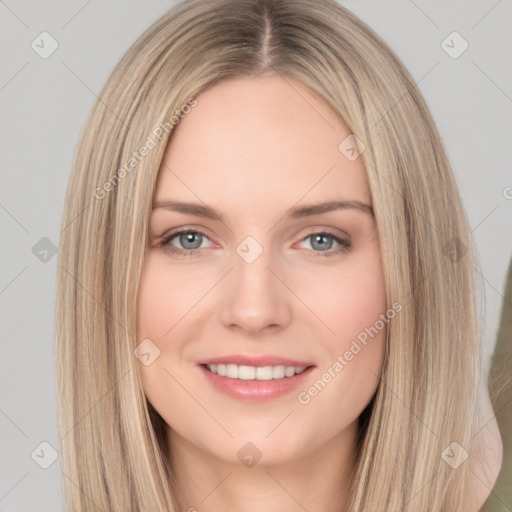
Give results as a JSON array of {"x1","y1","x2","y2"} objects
[
  {"x1": 159, "y1": 229, "x2": 351, "y2": 257},
  {"x1": 175, "y1": 231, "x2": 203, "y2": 250},
  {"x1": 160, "y1": 229, "x2": 212, "y2": 256},
  {"x1": 299, "y1": 232, "x2": 351, "y2": 257},
  {"x1": 310, "y1": 233, "x2": 332, "y2": 250}
]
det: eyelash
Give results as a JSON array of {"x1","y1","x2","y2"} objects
[{"x1": 158, "y1": 228, "x2": 351, "y2": 258}]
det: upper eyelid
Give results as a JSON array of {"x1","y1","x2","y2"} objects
[
  {"x1": 160, "y1": 227, "x2": 215, "y2": 244},
  {"x1": 161, "y1": 227, "x2": 349, "y2": 247}
]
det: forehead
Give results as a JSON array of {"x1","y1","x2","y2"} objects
[{"x1": 154, "y1": 75, "x2": 371, "y2": 212}]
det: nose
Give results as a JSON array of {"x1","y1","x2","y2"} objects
[{"x1": 219, "y1": 243, "x2": 292, "y2": 335}]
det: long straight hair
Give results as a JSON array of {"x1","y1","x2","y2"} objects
[{"x1": 55, "y1": 0, "x2": 486, "y2": 510}]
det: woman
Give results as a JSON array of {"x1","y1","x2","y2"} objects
[{"x1": 54, "y1": 0, "x2": 503, "y2": 510}]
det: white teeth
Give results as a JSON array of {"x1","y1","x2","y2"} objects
[
  {"x1": 284, "y1": 366, "x2": 296, "y2": 377},
  {"x1": 226, "y1": 364, "x2": 238, "y2": 378},
  {"x1": 238, "y1": 365, "x2": 255, "y2": 380},
  {"x1": 205, "y1": 363, "x2": 308, "y2": 380},
  {"x1": 272, "y1": 365, "x2": 285, "y2": 379},
  {"x1": 255, "y1": 366, "x2": 273, "y2": 380}
]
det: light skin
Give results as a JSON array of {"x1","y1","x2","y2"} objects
[
  {"x1": 135, "y1": 73, "x2": 505, "y2": 511},
  {"x1": 136, "y1": 73, "x2": 385, "y2": 511}
]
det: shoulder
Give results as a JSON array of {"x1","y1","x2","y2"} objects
[{"x1": 463, "y1": 397, "x2": 504, "y2": 512}]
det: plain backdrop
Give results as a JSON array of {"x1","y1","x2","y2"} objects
[{"x1": 1, "y1": 1, "x2": 511, "y2": 510}]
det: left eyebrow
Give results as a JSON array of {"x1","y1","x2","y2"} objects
[{"x1": 284, "y1": 200, "x2": 373, "y2": 219}]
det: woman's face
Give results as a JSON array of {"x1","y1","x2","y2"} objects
[{"x1": 137, "y1": 74, "x2": 387, "y2": 468}]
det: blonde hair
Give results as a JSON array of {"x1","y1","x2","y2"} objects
[{"x1": 55, "y1": 0, "x2": 487, "y2": 510}]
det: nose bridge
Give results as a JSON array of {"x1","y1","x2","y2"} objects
[
  {"x1": 234, "y1": 237, "x2": 272, "y2": 290},
  {"x1": 219, "y1": 234, "x2": 291, "y2": 332}
]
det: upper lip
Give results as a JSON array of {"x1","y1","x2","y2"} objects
[{"x1": 197, "y1": 354, "x2": 315, "y2": 367}]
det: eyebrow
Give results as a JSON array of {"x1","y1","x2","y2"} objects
[{"x1": 152, "y1": 199, "x2": 373, "y2": 221}]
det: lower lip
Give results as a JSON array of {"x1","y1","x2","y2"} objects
[{"x1": 198, "y1": 364, "x2": 315, "y2": 402}]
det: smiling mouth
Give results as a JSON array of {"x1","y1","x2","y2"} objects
[{"x1": 202, "y1": 363, "x2": 312, "y2": 380}]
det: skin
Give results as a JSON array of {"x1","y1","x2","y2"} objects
[
  {"x1": 136, "y1": 73, "x2": 388, "y2": 511},
  {"x1": 468, "y1": 390, "x2": 503, "y2": 511}
]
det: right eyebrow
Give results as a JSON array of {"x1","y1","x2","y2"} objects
[{"x1": 152, "y1": 200, "x2": 223, "y2": 221}]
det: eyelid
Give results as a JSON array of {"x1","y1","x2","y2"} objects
[
  {"x1": 157, "y1": 225, "x2": 349, "y2": 245},
  {"x1": 157, "y1": 225, "x2": 215, "y2": 242},
  {"x1": 293, "y1": 225, "x2": 351, "y2": 242}
]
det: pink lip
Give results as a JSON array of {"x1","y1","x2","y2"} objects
[
  {"x1": 197, "y1": 356, "x2": 316, "y2": 402},
  {"x1": 198, "y1": 365, "x2": 315, "y2": 402},
  {"x1": 196, "y1": 354, "x2": 314, "y2": 367}
]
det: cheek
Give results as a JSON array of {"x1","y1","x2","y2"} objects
[
  {"x1": 136, "y1": 256, "x2": 196, "y2": 418},
  {"x1": 136, "y1": 256, "x2": 185, "y2": 390},
  {"x1": 136, "y1": 254, "x2": 206, "y2": 340},
  {"x1": 297, "y1": 250, "x2": 387, "y2": 407},
  {"x1": 302, "y1": 253, "x2": 387, "y2": 345},
  {"x1": 294, "y1": 261, "x2": 387, "y2": 432}
]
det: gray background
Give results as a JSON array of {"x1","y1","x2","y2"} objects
[{"x1": 1, "y1": 1, "x2": 511, "y2": 510}]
